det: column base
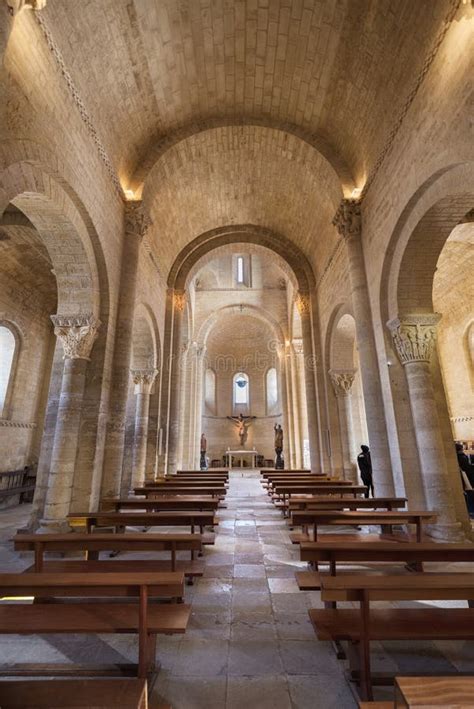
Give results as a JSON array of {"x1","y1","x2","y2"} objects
[
  {"x1": 425, "y1": 522, "x2": 466, "y2": 542},
  {"x1": 37, "y1": 518, "x2": 72, "y2": 534}
]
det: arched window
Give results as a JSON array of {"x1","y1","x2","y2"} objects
[
  {"x1": 236, "y1": 256, "x2": 244, "y2": 284},
  {"x1": 233, "y1": 372, "x2": 249, "y2": 406},
  {"x1": 205, "y1": 368, "x2": 216, "y2": 415},
  {"x1": 0, "y1": 325, "x2": 17, "y2": 418},
  {"x1": 266, "y1": 367, "x2": 278, "y2": 414}
]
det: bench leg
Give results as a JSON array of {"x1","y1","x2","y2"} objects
[{"x1": 359, "y1": 594, "x2": 373, "y2": 701}]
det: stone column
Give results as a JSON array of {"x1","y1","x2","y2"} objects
[
  {"x1": 329, "y1": 369, "x2": 357, "y2": 481},
  {"x1": 296, "y1": 293, "x2": 322, "y2": 473},
  {"x1": 101, "y1": 200, "x2": 151, "y2": 498},
  {"x1": 40, "y1": 314, "x2": 100, "y2": 531},
  {"x1": 193, "y1": 345, "x2": 206, "y2": 469},
  {"x1": 159, "y1": 289, "x2": 185, "y2": 476},
  {"x1": 333, "y1": 199, "x2": 394, "y2": 495},
  {"x1": 130, "y1": 368, "x2": 157, "y2": 489},
  {"x1": 278, "y1": 346, "x2": 293, "y2": 470},
  {"x1": 289, "y1": 341, "x2": 304, "y2": 468},
  {"x1": 387, "y1": 314, "x2": 463, "y2": 538}
]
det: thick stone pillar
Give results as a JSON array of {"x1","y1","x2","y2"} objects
[
  {"x1": 40, "y1": 314, "x2": 100, "y2": 531},
  {"x1": 130, "y1": 368, "x2": 157, "y2": 488},
  {"x1": 333, "y1": 199, "x2": 394, "y2": 495},
  {"x1": 329, "y1": 369, "x2": 357, "y2": 481},
  {"x1": 387, "y1": 314, "x2": 464, "y2": 539},
  {"x1": 193, "y1": 345, "x2": 206, "y2": 469},
  {"x1": 159, "y1": 289, "x2": 185, "y2": 476},
  {"x1": 278, "y1": 347, "x2": 293, "y2": 470},
  {"x1": 289, "y1": 341, "x2": 303, "y2": 468},
  {"x1": 101, "y1": 201, "x2": 151, "y2": 498},
  {"x1": 296, "y1": 293, "x2": 322, "y2": 473}
]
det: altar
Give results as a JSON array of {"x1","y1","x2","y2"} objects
[{"x1": 225, "y1": 449, "x2": 258, "y2": 469}]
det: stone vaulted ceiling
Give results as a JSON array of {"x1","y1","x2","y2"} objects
[{"x1": 36, "y1": 0, "x2": 453, "y2": 276}]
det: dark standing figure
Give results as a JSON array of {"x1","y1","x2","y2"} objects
[
  {"x1": 357, "y1": 444, "x2": 374, "y2": 498},
  {"x1": 456, "y1": 442, "x2": 474, "y2": 488}
]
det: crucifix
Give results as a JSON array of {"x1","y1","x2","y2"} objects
[{"x1": 227, "y1": 413, "x2": 256, "y2": 447}]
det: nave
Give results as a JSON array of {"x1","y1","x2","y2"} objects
[{"x1": 0, "y1": 471, "x2": 472, "y2": 708}]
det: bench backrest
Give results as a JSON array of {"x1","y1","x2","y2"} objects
[
  {"x1": 320, "y1": 573, "x2": 474, "y2": 602},
  {"x1": 300, "y1": 541, "x2": 474, "y2": 563},
  {"x1": 13, "y1": 533, "x2": 203, "y2": 552}
]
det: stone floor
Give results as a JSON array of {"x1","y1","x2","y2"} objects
[{"x1": 0, "y1": 472, "x2": 473, "y2": 708}]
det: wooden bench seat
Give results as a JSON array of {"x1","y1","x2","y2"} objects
[
  {"x1": 310, "y1": 607, "x2": 474, "y2": 641},
  {"x1": 291, "y1": 510, "x2": 436, "y2": 542},
  {"x1": 395, "y1": 676, "x2": 474, "y2": 707},
  {"x1": 13, "y1": 532, "x2": 204, "y2": 569},
  {"x1": 68, "y1": 512, "x2": 217, "y2": 535},
  {"x1": 0, "y1": 678, "x2": 165, "y2": 708},
  {"x1": 313, "y1": 573, "x2": 474, "y2": 700},
  {"x1": 134, "y1": 486, "x2": 226, "y2": 498},
  {"x1": 0, "y1": 602, "x2": 191, "y2": 635},
  {"x1": 0, "y1": 573, "x2": 191, "y2": 679},
  {"x1": 27, "y1": 559, "x2": 205, "y2": 582},
  {"x1": 101, "y1": 497, "x2": 220, "y2": 512}
]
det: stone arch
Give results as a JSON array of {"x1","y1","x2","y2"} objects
[
  {"x1": 0, "y1": 319, "x2": 21, "y2": 419},
  {"x1": 131, "y1": 303, "x2": 158, "y2": 370},
  {"x1": 380, "y1": 162, "x2": 474, "y2": 322},
  {"x1": 379, "y1": 162, "x2": 474, "y2": 535},
  {"x1": 0, "y1": 145, "x2": 112, "y2": 522},
  {"x1": 197, "y1": 303, "x2": 285, "y2": 349},
  {"x1": 168, "y1": 224, "x2": 315, "y2": 295},
  {"x1": 0, "y1": 162, "x2": 100, "y2": 317},
  {"x1": 131, "y1": 118, "x2": 355, "y2": 196},
  {"x1": 326, "y1": 304, "x2": 368, "y2": 480}
]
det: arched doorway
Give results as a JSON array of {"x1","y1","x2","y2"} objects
[
  {"x1": 382, "y1": 163, "x2": 474, "y2": 538},
  {"x1": 328, "y1": 310, "x2": 368, "y2": 481}
]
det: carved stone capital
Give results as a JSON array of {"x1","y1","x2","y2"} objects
[
  {"x1": 292, "y1": 339, "x2": 304, "y2": 355},
  {"x1": 6, "y1": 0, "x2": 46, "y2": 16},
  {"x1": 51, "y1": 314, "x2": 100, "y2": 361},
  {"x1": 295, "y1": 292, "x2": 310, "y2": 317},
  {"x1": 173, "y1": 290, "x2": 186, "y2": 313},
  {"x1": 131, "y1": 368, "x2": 158, "y2": 395},
  {"x1": 387, "y1": 314, "x2": 441, "y2": 365},
  {"x1": 329, "y1": 369, "x2": 356, "y2": 397},
  {"x1": 332, "y1": 199, "x2": 362, "y2": 241},
  {"x1": 124, "y1": 200, "x2": 152, "y2": 240}
]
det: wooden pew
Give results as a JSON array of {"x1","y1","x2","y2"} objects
[
  {"x1": 273, "y1": 484, "x2": 367, "y2": 506},
  {"x1": 0, "y1": 572, "x2": 191, "y2": 679},
  {"x1": 288, "y1": 496, "x2": 407, "y2": 512},
  {"x1": 177, "y1": 468, "x2": 229, "y2": 476},
  {"x1": 142, "y1": 480, "x2": 226, "y2": 488},
  {"x1": 260, "y1": 469, "x2": 311, "y2": 477},
  {"x1": 394, "y1": 676, "x2": 474, "y2": 708},
  {"x1": 312, "y1": 573, "x2": 474, "y2": 700},
  {"x1": 134, "y1": 485, "x2": 226, "y2": 498},
  {"x1": 13, "y1": 532, "x2": 205, "y2": 583},
  {"x1": 0, "y1": 678, "x2": 166, "y2": 708},
  {"x1": 101, "y1": 496, "x2": 220, "y2": 512},
  {"x1": 69, "y1": 511, "x2": 217, "y2": 541},
  {"x1": 296, "y1": 540, "x2": 474, "y2": 590},
  {"x1": 290, "y1": 509, "x2": 436, "y2": 543}
]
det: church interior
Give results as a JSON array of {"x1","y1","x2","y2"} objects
[{"x1": 0, "y1": 0, "x2": 473, "y2": 707}]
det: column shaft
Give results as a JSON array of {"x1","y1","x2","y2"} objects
[
  {"x1": 299, "y1": 299, "x2": 322, "y2": 473},
  {"x1": 101, "y1": 201, "x2": 150, "y2": 497},
  {"x1": 40, "y1": 313, "x2": 99, "y2": 530},
  {"x1": 333, "y1": 200, "x2": 394, "y2": 495},
  {"x1": 132, "y1": 392, "x2": 151, "y2": 487}
]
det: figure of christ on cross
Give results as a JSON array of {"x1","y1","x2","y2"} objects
[{"x1": 227, "y1": 413, "x2": 256, "y2": 447}]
